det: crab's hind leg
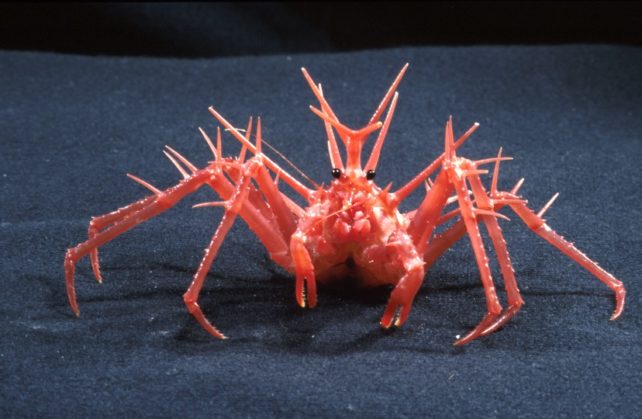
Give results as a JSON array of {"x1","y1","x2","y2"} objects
[
  {"x1": 65, "y1": 169, "x2": 215, "y2": 316},
  {"x1": 501, "y1": 192, "x2": 626, "y2": 320},
  {"x1": 466, "y1": 174, "x2": 524, "y2": 337},
  {"x1": 182, "y1": 161, "x2": 260, "y2": 339}
]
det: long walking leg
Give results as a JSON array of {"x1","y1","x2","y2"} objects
[
  {"x1": 500, "y1": 192, "x2": 626, "y2": 319},
  {"x1": 182, "y1": 161, "x2": 260, "y2": 339},
  {"x1": 87, "y1": 195, "x2": 156, "y2": 282},
  {"x1": 65, "y1": 170, "x2": 218, "y2": 315},
  {"x1": 441, "y1": 120, "x2": 503, "y2": 346},
  {"x1": 466, "y1": 174, "x2": 524, "y2": 337}
]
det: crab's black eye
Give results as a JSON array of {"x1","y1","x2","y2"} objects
[
  {"x1": 366, "y1": 170, "x2": 376, "y2": 180},
  {"x1": 332, "y1": 168, "x2": 342, "y2": 179}
]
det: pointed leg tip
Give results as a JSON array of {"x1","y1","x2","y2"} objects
[
  {"x1": 379, "y1": 317, "x2": 394, "y2": 330},
  {"x1": 453, "y1": 333, "x2": 478, "y2": 346},
  {"x1": 610, "y1": 304, "x2": 624, "y2": 321},
  {"x1": 452, "y1": 337, "x2": 468, "y2": 347},
  {"x1": 211, "y1": 329, "x2": 228, "y2": 340},
  {"x1": 206, "y1": 327, "x2": 227, "y2": 340},
  {"x1": 610, "y1": 288, "x2": 626, "y2": 321}
]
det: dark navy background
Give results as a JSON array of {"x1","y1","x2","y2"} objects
[
  {"x1": 1, "y1": 46, "x2": 641, "y2": 416},
  {"x1": 2, "y1": 3, "x2": 641, "y2": 56}
]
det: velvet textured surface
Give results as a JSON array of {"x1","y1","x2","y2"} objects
[{"x1": 1, "y1": 46, "x2": 641, "y2": 416}]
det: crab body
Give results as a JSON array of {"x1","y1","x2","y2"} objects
[
  {"x1": 296, "y1": 179, "x2": 417, "y2": 288},
  {"x1": 64, "y1": 65, "x2": 626, "y2": 345}
]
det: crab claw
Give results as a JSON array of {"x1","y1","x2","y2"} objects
[
  {"x1": 295, "y1": 274, "x2": 317, "y2": 308},
  {"x1": 291, "y1": 234, "x2": 317, "y2": 308},
  {"x1": 380, "y1": 268, "x2": 423, "y2": 329},
  {"x1": 380, "y1": 297, "x2": 413, "y2": 329}
]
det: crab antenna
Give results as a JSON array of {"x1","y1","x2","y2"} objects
[
  {"x1": 262, "y1": 137, "x2": 320, "y2": 188},
  {"x1": 491, "y1": 147, "x2": 503, "y2": 196},
  {"x1": 365, "y1": 91, "x2": 399, "y2": 172},
  {"x1": 368, "y1": 63, "x2": 409, "y2": 125},
  {"x1": 319, "y1": 83, "x2": 344, "y2": 170},
  {"x1": 208, "y1": 107, "x2": 312, "y2": 200}
]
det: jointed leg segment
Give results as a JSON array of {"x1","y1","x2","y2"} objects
[
  {"x1": 183, "y1": 160, "x2": 260, "y2": 339},
  {"x1": 65, "y1": 170, "x2": 216, "y2": 315}
]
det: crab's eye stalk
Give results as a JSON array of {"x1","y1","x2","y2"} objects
[
  {"x1": 366, "y1": 170, "x2": 376, "y2": 180},
  {"x1": 332, "y1": 168, "x2": 342, "y2": 179}
]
